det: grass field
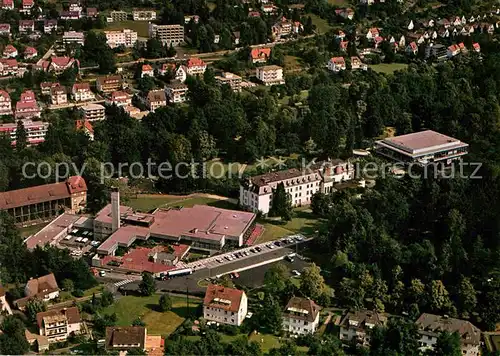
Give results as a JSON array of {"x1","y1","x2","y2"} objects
[
  {"x1": 308, "y1": 14, "x2": 333, "y2": 34},
  {"x1": 19, "y1": 222, "x2": 48, "y2": 237},
  {"x1": 249, "y1": 333, "x2": 309, "y2": 353},
  {"x1": 104, "y1": 20, "x2": 150, "y2": 37},
  {"x1": 127, "y1": 195, "x2": 183, "y2": 212},
  {"x1": 370, "y1": 63, "x2": 409, "y2": 74},
  {"x1": 327, "y1": 0, "x2": 349, "y2": 5},
  {"x1": 103, "y1": 295, "x2": 201, "y2": 336},
  {"x1": 127, "y1": 194, "x2": 237, "y2": 212}
]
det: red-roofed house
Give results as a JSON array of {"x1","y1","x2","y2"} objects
[
  {"x1": 458, "y1": 42, "x2": 467, "y2": 53},
  {"x1": 71, "y1": 83, "x2": 95, "y2": 102},
  {"x1": 15, "y1": 100, "x2": 40, "y2": 119},
  {"x1": 20, "y1": 0, "x2": 34, "y2": 14},
  {"x1": 406, "y1": 41, "x2": 418, "y2": 55},
  {"x1": 447, "y1": 44, "x2": 460, "y2": 58},
  {"x1": 36, "y1": 307, "x2": 82, "y2": 344},
  {"x1": 0, "y1": 90, "x2": 11, "y2": 115},
  {"x1": 24, "y1": 46, "x2": 37, "y2": 59},
  {"x1": 366, "y1": 27, "x2": 379, "y2": 40},
  {"x1": 141, "y1": 64, "x2": 154, "y2": 78},
  {"x1": 48, "y1": 56, "x2": 78, "y2": 74},
  {"x1": 109, "y1": 91, "x2": 132, "y2": 107},
  {"x1": 1, "y1": 0, "x2": 13, "y2": 10},
  {"x1": 339, "y1": 40, "x2": 348, "y2": 52},
  {"x1": 0, "y1": 58, "x2": 18, "y2": 76},
  {"x1": 86, "y1": 7, "x2": 98, "y2": 17},
  {"x1": 351, "y1": 56, "x2": 367, "y2": 71},
  {"x1": 50, "y1": 85, "x2": 67, "y2": 105},
  {"x1": 328, "y1": 57, "x2": 346, "y2": 72},
  {"x1": 0, "y1": 23, "x2": 11, "y2": 36},
  {"x1": 374, "y1": 36, "x2": 384, "y2": 48},
  {"x1": 186, "y1": 57, "x2": 206, "y2": 76},
  {"x1": 203, "y1": 284, "x2": 247, "y2": 326},
  {"x1": 282, "y1": 297, "x2": 321, "y2": 335},
  {"x1": 43, "y1": 20, "x2": 57, "y2": 34},
  {"x1": 0, "y1": 119, "x2": 47, "y2": 147},
  {"x1": 76, "y1": 119, "x2": 94, "y2": 140},
  {"x1": 3, "y1": 44, "x2": 17, "y2": 58},
  {"x1": 20, "y1": 90, "x2": 35, "y2": 103},
  {"x1": 473, "y1": 42, "x2": 480, "y2": 53},
  {"x1": 159, "y1": 62, "x2": 176, "y2": 76},
  {"x1": 251, "y1": 47, "x2": 271, "y2": 63},
  {"x1": 19, "y1": 20, "x2": 34, "y2": 34}
]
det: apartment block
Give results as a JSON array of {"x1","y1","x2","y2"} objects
[
  {"x1": 104, "y1": 29, "x2": 138, "y2": 48},
  {"x1": 71, "y1": 83, "x2": 95, "y2": 102},
  {"x1": 0, "y1": 119, "x2": 48, "y2": 146},
  {"x1": 37, "y1": 307, "x2": 81, "y2": 343},
  {"x1": 148, "y1": 23, "x2": 184, "y2": 46},
  {"x1": 256, "y1": 65, "x2": 285, "y2": 86},
  {"x1": 133, "y1": 9, "x2": 156, "y2": 21},
  {"x1": 110, "y1": 10, "x2": 128, "y2": 22},
  {"x1": 146, "y1": 90, "x2": 167, "y2": 112},
  {"x1": 215, "y1": 72, "x2": 242, "y2": 92},
  {"x1": 62, "y1": 31, "x2": 85, "y2": 46},
  {"x1": 282, "y1": 297, "x2": 320, "y2": 335},
  {"x1": 0, "y1": 90, "x2": 11, "y2": 115},
  {"x1": 165, "y1": 82, "x2": 188, "y2": 103},
  {"x1": 96, "y1": 75, "x2": 124, "y2": 93},
  {"x1": 50, "y1": 86, "x2": 67, "y2": 105},
  {"x1": 80, "y1": 103, "x2": 105, "y2": 121}
]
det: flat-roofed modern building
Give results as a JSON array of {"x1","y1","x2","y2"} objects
[
  {"x1": 215, "y1": 72, "x2": 242, "y2": 92},
  {"x1": 148, "y1": 23, "x2": 184, "y2": 46},
  {"x1": 375, "y1": 130, "x2": 469, "y2": 165}
]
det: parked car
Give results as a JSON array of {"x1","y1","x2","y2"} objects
[
  {"x1": 292, "y1": 270, "x2": 301, "y2": 276},
  {"x1": 99, "y1": 271, "x2": 106, "y2": 277},
  {"x1": 255, "y1": 246, "x2": 262, "y2": 252}
]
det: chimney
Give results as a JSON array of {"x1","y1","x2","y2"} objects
[{"x1": 111, "y1": 187, "x2": 120, "y2": 232}]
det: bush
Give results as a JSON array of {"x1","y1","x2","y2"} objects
[{"x1": 73, "y1": 289, "x2": 84, "y2": 298}]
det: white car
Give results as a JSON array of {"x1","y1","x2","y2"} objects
[
  {"x1": 244, "y1": 251, "x2": 249, "y2": 256},
  {"x1": 82, "y1": 238, "x2": 89, "y2": 243},
  {"x1": 268, "y1": 244, "x2": 275, "y2": 249},
  {"x1": 75, "y1": 237, "x2": 82, "y2": 242},
  {"x1": 99, "y1": 271, "x2": 106, "y2": 277},
  {"x1": 292, "y1": 270, "x2": 301, "y2": 276}
]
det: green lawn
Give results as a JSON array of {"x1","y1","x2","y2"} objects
[
  {"x1": 103, "y1": 20, "x2": 150, "y2": 37},
  {"x1": 327, "y1": 0, "x2": 349, "y2": 5},
  {"x1": 102, "y1": 295, "x2": 201, "y2": 336},
  {"x1": 19, "y1": 222, "x2": 47, "y2": 237},
  {"x1": 249, "y1": 333, "x2": 309, "y2": 353},
  {"x1": 127, "y1": 195, "x2": 183, "y2": 212},
  {"x1": 308, "y1": 14, "x2": 332, "y2": 34},
  {"x1": 256, "y1": 223, "x2": 294, "y2": 244},
  {"x1": 370, "y1": 63, "x2": 408, "y2": 74},
  {"x1": 279, "y1": 90, "x2": 309, "y2": 105},
  {"x1": 166, "y1": 197, "x2": 235, "y2": 209}
]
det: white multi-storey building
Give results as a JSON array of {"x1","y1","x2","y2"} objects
[
  {"x1": 165, "y1": 82, "x2": 188, "y2": 103},
  {"x1": 203, "y1": 284, "x2": 247, "y2": 326},
  {"x1": 148, "y1": 23, "x2": 184, "y2": 45},
  {"x1": 215, "y1": 72, "x2": 242, "y2": 92},
  {"x1": 62, "y1": 31, "x2": 85, "y2": 46},
  {"x1": 37, "y1": 307, "x2": 82, "y2": 344},
  {"x1": 132, "y1": 9, "x2": 156, "y2": 21},
  {"x1": 104, "y1": 29, "x2": 138, "y2": 48},
  {"x1": 240, "y1": 160, "x2": 355, "y2": 214},
  {"x1": 256, "y1": 65, "x2": 285, "y2": 86},
  {"x1": 80, "y1": 103, "x2": 105, "y2": 121},
  {"x1": 0, "y1": 90, "x2": 11, "y2": 115},
  {"x1": 282, "y1": 297, "x2": 320, "y2": 335},
  {"x1": 339, "y1": 310, "x2": 387, "y2": 346},
  {"x1": 0, "y1": 120, "x2": 47, "y2": 146},
  {"x1": 185, "y1": 57, "x2": 207, "y2": 76},
  {"x1": 50, "y1": 86, "x2": 67, "y2": 105},
  {"x1": 72, "y1": 83, "x2": 95, "y2": 102}
]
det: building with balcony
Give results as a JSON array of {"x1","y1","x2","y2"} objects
[
  {"x1": 62, "y1": 31, "x2": 85, "y2": 46},
  {"x1": 0, "y1": 119, "x2": 47, "y2": 146},
  {"x1": 20, "y1": 0, "x2": 33, "y2": 14},
  {"x1": 108, "y1": 91, "x2": 132, "y2": 107},
  {"x1": 146, "y1": 90, "x2": 167, "y2": 112},
  {"x1": 19, "y1": 20, "x2": 34, "y2": 34},
  {"x1": 251, "y1": 48, "x2": 271, "y2": 63},
  {"x1": 0, "y1": 23, "x2": 10, "y2": 36},
  {"x1": 46, "y1": 56, "x2": 79, "y2": 74},
  {"x1": 104, "y1": 29, "x2": 138, "y2": 48},
  {"x1": 203, "y1": 284, "x2": 247, "y2": 326},
  {"x1": 132, "y1": 9, "x2": 156, "y2": 21},
  {"x1": 96, "y1": 75, "x2": 124, "y2": 93},
  {"x1": 36, "y1": 307, "x2": 81, "y2": 343},
  {"x1": 1, "y1": 0, "x2": 13, "y2": 10},
  {"x1": 375, "y1": 130, "x2": 469, "y2": 165},
  {"x1": 50, "y1": 86, "x2": 67, "y2": 105},
  {"x1": 71, "y1": 83, "x2": 95, "y2": 102},
  {"x1": 185, "y1": 57, "x2": 206, "y2": 76},
  {"x1": 80, "y1": 103, "x2": 105, "y2": 121},
  {"x1": 282, "y1": 297, "x2": 320, "y2": 335},
  {"x1": 215, "y1": 72, "x2": 242, "y2": 92},
  {"x1": 43, "y1": 20, "x2": 57, "y2": 34},
  {"x1": 0, "y1": 58, "x2": 18, "y2": 76},
  {"x1": 141, "y1": 64, "x2": 154, "y2": 78},
  {"x1": 256, "y1": 65, "x2": 285, "y2": 86},
  {"x1": 328, "y1": 57, "x2": 346, "y2": 72},
  {"x1": 3, "y1": 44, "x2": 17, "y2": 58},
  {"x1": 15, "y1": 90, "x2": 41, "y2": 119},
  {"x1": 339, "y1": 310, "x2": 388, "y2": 346},
  {"x1": 24, "y1": 46, "x2": 37, "y2": 59},
  {"x1": 0, "y1": 89, "x2": 11, "y2": 116},
  {"x1": 148, "y1": 24, "x2": 184, "y2": 46},
  {"x1": 110, "y1": 10, "x2": 127, "y2": 22},
  {"x1": 165, "y1": 82, "x2": 188, "y2": 103}
]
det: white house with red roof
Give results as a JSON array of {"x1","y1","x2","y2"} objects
[
  {"x1": 109, "y1": 91, "x2": 132, "y2": 107},
  {"x1": 50, "y1": 86, "x2": 67, "y2": 105},
  {"x1": 0, "y1": 90, "x2": 12, "y2": 116},
  {"x1": 472, "y1": 42, "x2": 480, "y2": 53},
  {"x1": 282, "y1": 297, "x2": 321, "y2": 335},
  {"x1": 203, "y1": 284, "x2": 248, "y2": 326},
  {"x1": 71, "y1": 83, "x2": 95, "y2": 102},
  {"x1": 406, "y1": 41, "x2": 418, "y2": 55},
  {"x1": 328, "y1": 57, "x2": 346, "y2": 72},
  {"x1": 351, "y1": 56, "x2": 367, "y2": 71},
  {"x1": 185, "y1": 57, "x2": 207, "y2": 76},
  {"x1": 366, "y1": 27, "x2": 379, "y2": 40},
  {"x1": 159, "y1": 63, "x2": 176, "y2": 76},
  {"x1": 15, "y1": 90, "x2": 41, "y2": 119},
  {"x1": 3, "y1": 44, "x2": 17, "y2": 58},
  {"x1": 141, "y1": 64, "x2": 154, "y2": 78},
  {"x1": 0, "y1": 58, "x2": 18, "y2": 76},
  {"x1": 76, "y1": 119, "x2": 94, "y2": 140},
  {"x1": 250, "y1": 48, "x2": 271, "y2": 63},
  {"x1": 20, "y1": 0, "x2": 34, "y2": 14},
  {"x1": 175, "y1": 65, "x2": 187, "y2": 83},
  {"x1": 447, "y1": 44, "x2": 460, "y2": 58},
  {"x1": 0, "y1": 24, "x2": 10, "y2": 36},
  {"x1": 19, "y1": 20, "x2": 34, "y2": 34},
  {"x1": 1, "y1": 0, "x2": 13, "y2": 10},
  {"x1": 24, "y1": 46, "x2": 37, "y2": 59},
  {"x1": 48, "y1": 56, "x2": 78, "y2": 73}
]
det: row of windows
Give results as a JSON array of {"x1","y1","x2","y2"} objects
[
  {"x1": 205, "y1": 307, "x2": 234, "y2": 316},
  {"x1": 205, "y1": 314, "x2": 235, "y2": 324}
]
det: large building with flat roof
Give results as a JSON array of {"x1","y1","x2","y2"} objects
[{"x1": 375, "y1": 130, "x2": 468, "y2": 165}]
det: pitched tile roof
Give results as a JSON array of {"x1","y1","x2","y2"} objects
[
  {"x1": 106, "y1": 326, "x2": 146, "y2": 350},
  {"x1": 186, "y1": 57, "x2": 206, "y2": 67},
  {"x1": 76, "y1": 119, "x2": 93, "y2": 134},
  {"x1": 251, "y1": 48, "x2": 271, "y2": 60},
  {"x1": 3, "y1": 44, "x2": 17, "y2": 53},
  {"x1": 416, "y1": 313, "x2": 481, "y2": 346},
  {"x1": 147, "y1": 89, "x2": 166, "y2": 102},
  {"x1": 24, "y1": 46, "x2": 37, "y2": 55},
  {"x1": 25, "y1": 273, "x2": 59, "y2": 298},
  {"x1": 72, "y1": 82, "x2": 90, "y2": 91},
  {"x1": 36, "y1": 306, "x2": 80, "y2": 328},
  {"x1": 203, "y1": 284, "x2": 244, "y2": 312},
  {"x1": 283, "y1": 297, "x2": 320, "y2": 322}
]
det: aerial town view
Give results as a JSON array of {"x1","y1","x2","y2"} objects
[{"x1": 0, "y1": 0, "x2": 500, "y2": 355}]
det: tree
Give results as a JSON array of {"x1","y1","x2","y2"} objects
[
  {"x1": 139, "y1": 271, "x2": 156, "y2": 296},
  {"x1": 264, "y1": 263, "x2": 288, "y2": 294},
  {"x1": 159, "y1": 294, "x2": 172, "y2": 312},
  {"x1": 432, "y1": 331, "x2": 461, "y2": 356},
  {"x1": 100, "y1": 289, "x2": 114, "y2": 307},
  {"x1": 25, "y1": 298, "x2": 47, "y2": 321},
  {"x1": 62, "y1": 279, "x2": 74, "y2": 293},
  {"x1": 0, "y1": 315, "x2": 29, "y2": 355},
  {"x1": 429, "y1": 280, "x2": 453, "y2": 313},
  {"x1": 259, "y1": 294, "x2": 283, "y2": 334},
  {"x1": 455, "y1": 277, "x2": 477, "y2": 318},
  {"x1": 132, "y1": 318, "x2": 146, "y2": 327},
  {"x1": 300, "y1": 263, "x2": 328, "y2": 301},
  {"x1": 15, "y1": 120, "x2": 27, "y2": 151},
  {"x1": 269, "y1": 182, "x2": 293, "y2": 221},
  {"x1": 126, "y1": 348, "x2": 147, "y2": 355}
]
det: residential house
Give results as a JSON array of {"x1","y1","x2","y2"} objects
[
  {"x1": 1, "y1": 0, "x2": 13, "y2": 10},
  {"x1": 399, "y1": 35, "x2": 406, "y2": 47},
  {"x1": 272, "y1": 17, "x2": 293, "y2": 39},
  {"x1": 109, "y1": 91, "x2": 132, "y2": 107},
  {"x1": 47, "y1": 56, "x2": 78, "y2": 74},
  {"x1": 350, "y1": 56, "x2": 367, "y2": 70},
  {"x1": 0, "y1": 90, "x2": 12, "y2": 115},
  {"x1": 250, "y1": 48, "x2": 271, "y2": 63},
  {"x1": 40, "y1": 82, "x2": 60, "y2": 95},
  {"x1": 328, "y1": 57, "x2": 346, "y2": 72},
  {"x1": 215, "y1": 72, "x2": 242, "y2": 92},
  {"x1": 80, "y1": 103, "x2": 105, "y2": 121},
  {"x1": 62, "y1": 31, "x2": 85, "y2": 46},
  {"x1": 24, "y1": 46, "x2": 37, "y2": 59},
  {"x1": 19, "y1": 20, "x2": 34, "y2": 34},
  {"x1": 336, "y1": 8, "x2": 354, "y2": 20},
  {"x1": 339, "y1": 310, "x2": 388, "y2": 346},
  {"x1": 0, "y1": 23, "x2": 11, "y2": 36},
  {"x1": 447, "y1": 44, "x2": 460, "y2": 58},
  {"x1": 256, "y1": 65, "x2": 285, "y2": 86},
  {"x1": 425, "y1": 43, "x2": 447, "y2": 59},
  {"x1": 72, "y1": 83, "x2": 95, "y2": 102},
  {"x1": 105, "y1": 326, "x2": 146, "y2": 352},
  {"x1": 240, "y1": 160, "x2": 355, "y2": 213},
  {"x1": 0, "y1": 119, "x2": 48, "y2": 146},
  {"x1": 366, "y1": 27, "x2": 379, "y2": 40},
  {"x1": 282, "y1": 297, "x2": 321, "y2": 335},
  {"x1": 185, "y1": 57, "x2": 207, "y2": 76},
  {"x1": 60, "y1": 11, "x2": 80, "y2": 20},
  {"x1": 408, "y1": 20, "x2": 414, "y2": 30},
  {"x1": 15, "y1": 90, "x2": 41, "y2": 119},
  {"x1": 452, "y1": 16, "x2": 461, "y2": 26},
  {"x1": 374, "y1": 36, "x2": 384, "y2": 48},
  {"x1": 340, "y1": 40, "x2": 348, "y2": 52},
  {"x1": 335, "y1": 30, "x2": 346, "y2": 39},
  {"x1": 406, "y1": 41, "x2": 418, "y2": 55},
  {"x1": 438, "y1": 27, "x2": 450, "y2": 38},
  {"x1": 165, "y1": 82, "x2": 188, "y2": 103},
  {"x1": 203, "y1": 284, "x2": 248, "y2": 326},
  {"x1": 44, "y1": 20, "x2": 57, "y2": 34},
  {"x1": 158, "y1": 62, "x2": 176, "y2": 76},
  {"x1": 86, "y1": 7, "x2": 98, "y2": 17},
  {"x1": 248, "y1": 10, "x2": 260, "y2": 17},
  {"x1": 50, "y1": 86, "x2": 67, "y2": 105},
  {"x1": 0, "y1": 283, "x2": 12, "y2": 314},
  {"x1": 262, "y1": 4, "x2": 277, "y2": 14},
  {"x1": 146, "y1": 90, "x2": 167, "y2": 112},
  {"x1": 437, "y1": 18, "x2": 451, "y2": 28},
  {"x1": 415, "y1": 313, "x2": 481, "y2": 356},
  {"x1": 14, "y1": 273, "x2": 60, "y2": 309},
  {"x1": 36, "y1": 307, "x2": 82, "y2": 343},
  {"x1": 175, "y1": 65, "x2": 187, "y2": 83},
  {"x1": 75, "y1": 119, "x2": 94, "y2": 140},
  {"x1": 96, "y1": 75, "x2": 124, "y2": 93},
  {"x1": 458, "y1": 42, "x2": 467, "y2": 53},
  {"x1": 141, "y1": 64, "x2": 154, "y2": 78},
  {"x1": 20, "y1": 0, "x2": 34, "y2": 14},
  {"x1": 0, "y1": 58, "x2": 18, "y2": 76},
  {"x1": 473, "y1": 42, "x2": 480, "y2": 52},
  {"x1": 104, "y1": 29, "x2": 138, "y2": 48},
  {"x1": 184, "y1": 15, "x2": 200, "y2": 24},
  {"x1": 68, "y1": 0, "x2": 82, "y2": 15},
  {"x1": 3, "y1": 44, "x2": 17, "y2": 58}
]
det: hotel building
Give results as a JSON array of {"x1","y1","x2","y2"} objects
[{"x1": 256, "y1": 65, "x2": 285, "y2": 86}]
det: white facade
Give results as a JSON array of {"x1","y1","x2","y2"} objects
[
  {"x1": 62, "y1": 31, "x2": 85, "y2": 46},
  {"x1": 328, "y1": 58, "x2": 346, "y2": 72},
  {"x1": 133, "y1": 10, "x2": 156, "y2": 21},
  {"x1": 165, "y1": 84, "x2": 188, "y2": 103},
  {"x1": 72, "y1": 87, "x2": 95, "y2": 102},
  {"x1": 81, "y1": 104, "x2": 105, "y2": 121},
  {"x1": 283, "y1": 312, "x2": 319, "y2": 335},
  {"x1": 105, "y1": 29, "x2": 138, "y2": 48},
  {"x1": 148, "y1": 23, "x2": 184, "y2": 46},
  {"x1": 203, "y1": 293, "x2": 248, "y2": 326},
  {"x1": 256, "y1": 65, "x2": 284, "y2": 86}
]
